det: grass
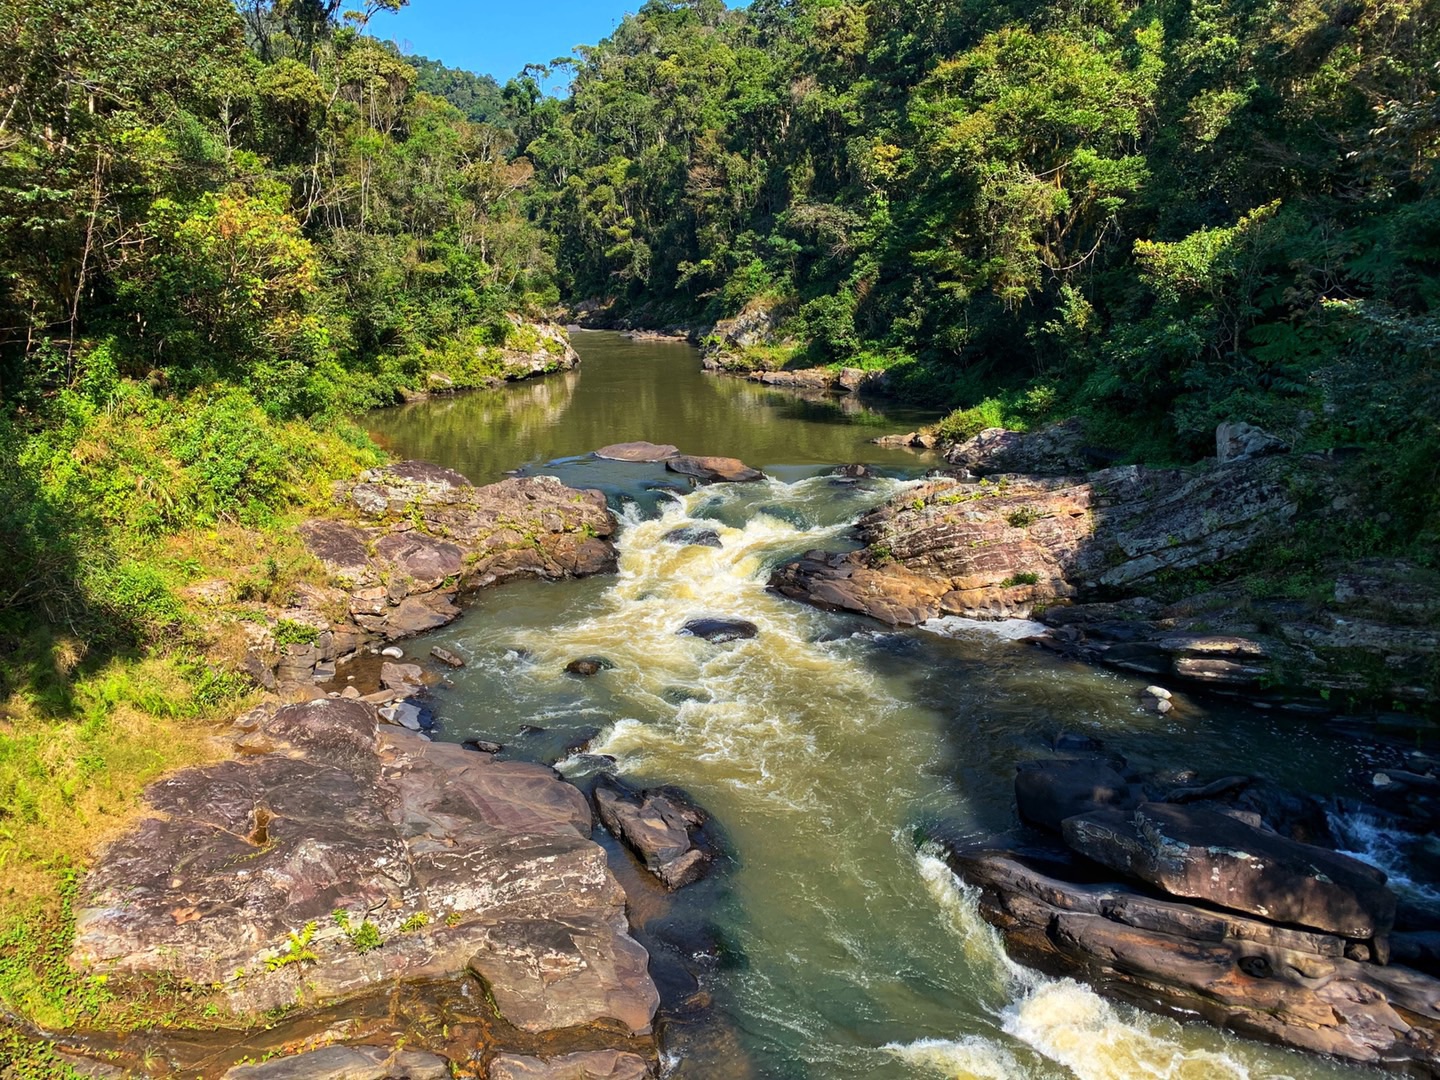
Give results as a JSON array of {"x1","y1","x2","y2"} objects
[{"x1": 0, "y1": 379, "x2": 392, "y2": 1066}]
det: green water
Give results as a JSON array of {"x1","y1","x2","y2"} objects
[{"x1": 369, "y1": 334, "x2": 1382, "y2": 1080}]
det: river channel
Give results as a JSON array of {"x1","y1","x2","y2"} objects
[{"x1": 367, "y1": 331, "x2": 1382, "y2": 1079}]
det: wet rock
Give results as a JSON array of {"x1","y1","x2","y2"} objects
[
  {"x1": 834, "y1": 464, "x2": 874, "y2": 479},
  {"x1": 72, "y1": 699, "x2": 660, "y2": 1037},
  {"x1": 594, "y1": 779, "x2": 712, "y2": 890},
  {"x1": 1052, "y1": 733, "x2": 1102, "y2": 753},
  {"x1": 1217, "y1": 421, "x2": 1288, "y2": 465},
  {"x1": 488, "y1": 1051, "x2": 653, "y2": 1080},
  {"x1": 430, "y1": 645, "x2": 466, "y2": 668},
  {"x1": 871, "y1": 431, "x2": 937, "y2": 450},
  {"x1": 1015, "y1": 759, "x2": 1136, "y2": 833},
  {"x1": 381, "y1": 661, "x2": 424, "y2": 693},
  {"x1": 665, "y1": 455, "x2": 764, "y2": 485},
  {"x1": 679, "y1": 618, "x2": 758, "y2": 644},
  {"x1": 566, "y1": 657, "x2": 615, "y2": 677},
  {"x1": 946, "y1": 841, "x2": 1440, "y2": 1072},
  {"x1": 464, "y1": 739, "x2": 504, "y2": 755},
  {"x1": 944, "y1": 419, "x2": 1091, "y2": 476},
  {"x1": 222, "y1": 1046, "x2": 452, "y2": 1080},
  {"x1": 595, "y1": 442, "x2": 680, "y2": 463},
  {"x1": 661, "y1": 526, "x2": 723, "y2": 549},
  {"x1": 1062, "y1": 802, "x2": 1396, "y2": 937}
]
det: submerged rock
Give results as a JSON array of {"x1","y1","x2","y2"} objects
[
  {"x1": 679, "y1": 618, "x2": 758, "y2": 643},
  {"x1": 665, "y1": 455, "x2": 764, "y2": 484},
  {"x1": 567, "y1": 657, "x2": 615, "y2": 677},
  {"x1": 1014, "y1": 759, "x2": 1136, "y2": 833}
]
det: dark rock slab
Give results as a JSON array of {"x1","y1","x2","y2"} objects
[
  {"x1": 661, "y1": 527, "x2": 722, "y2": 549},
  {"x1": 222, "y1": 1046, "x2": 451, "y2": 1080},
  {"x1": 947, "y1": 842, "x2": 1440, "y2": 1072},
  {"x1": 679, "y1": 618, "x2": 758, "y2": 644},
  {"x1": 1062, "y1": 802, "x2": 1397, "y2": 937},
  {"x1": 430, "y1": 645, "x2": 465, "y2": 668},
  {"x1": 374, "y1": 533, "x2": 464, "y2": 588},
  {"x1": 665, "y1": 455, "x2": 764, "y2": 484},
  {"x1": 595, "y1": 442, "x2": 680, "y2": 463},
  {"x1": 1015, "y1": 759, "x2": 1136, "y2": 833}
]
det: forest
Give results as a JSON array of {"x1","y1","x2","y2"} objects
[{"x1": 0, "y1": 0, "x2": 1437, "y2": 1066}]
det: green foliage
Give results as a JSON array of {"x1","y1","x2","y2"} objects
[
  {"x1": 271, "y1": 620, "x2": 320, "y2": 647},
  {"x1": 264, "y1": 922, "x2": 318, "y2": 971},
  {"x1": 332, "y1": 909, "x2": 384, "y2": 953},
  {"x1": 1000, "y1": 572, "x2": 1041, "y2": 587}
]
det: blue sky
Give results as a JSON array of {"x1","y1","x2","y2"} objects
[{"x1": 370, "y1": 1, "x2": 647, "y2": 84}]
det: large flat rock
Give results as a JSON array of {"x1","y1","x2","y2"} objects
[
  {"x1": 1062, "y1": 802, "x2": 1396, "y2": 938},
  {"x1": 72, "y1": 699, "x2": 660, "y2": 1038},
  {"x1": 489, "y1": 1051, "x2": 652, "y2": 1080},
  {"x1": 222, "y1": 1046, "x2": 452, "y2": 1080}
]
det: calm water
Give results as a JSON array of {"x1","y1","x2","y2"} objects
[{"x1": 369, "y1": 334, "x2": 1382, "y2": 1080}]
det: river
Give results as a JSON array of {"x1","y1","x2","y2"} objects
[{"x1": 367, "y1": 332, "x2": 1382, "y2": 1080}]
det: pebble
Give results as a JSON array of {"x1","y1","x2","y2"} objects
[
  {"x1": 1144, "y1": 685, "x2": 1173, "y2": 700},
  {"x1": 381, "y1": 646, "x2": 404, "y2": 659}
]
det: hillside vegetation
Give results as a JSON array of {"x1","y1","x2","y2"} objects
[{"x1": 520, "y1": 0, "x2": 1437, "y2": 553}]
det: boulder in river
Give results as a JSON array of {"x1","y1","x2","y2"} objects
[
  {"x1": 595, "y1": 442, "x2": 681, "y2": 463},
  {"x1": 679, "y1": 618, "x2": 758, "y2": 643},
  {"x1": 1062, "y1": 801, "x2": 1397, "y2": 938},
  {"x1": 665, "y1": 454, "x2": 765, "y2": 484},
  {"x1": 594, "y1": 778, "x2": 713, "y2": 890},
  {"x1": 567, "y1": 657, "x2": 615, "y2": 677},
  {"x1": 662, "y1": 526, "x2": 723, "y2": 549}
]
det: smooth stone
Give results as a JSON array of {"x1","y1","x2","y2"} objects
[
  {"x1": 1145, "y1": 685, "x2": 1173, "y2": 700},
  {"x1": 665, "y1": 454, "x2": 764, "y2": 484},
  {"x1": 381, "y1": 647, "x2": 404, "y2": 659},
  {"x1": 1062, "y1": 802, "x2": 1397, "y2": 937},
  {"x1": 379, "y1": 702, "x2": 423, "y2": 731},
  {"x1": 463, "y1": 739, "x2": 504, "y2": 754},
  {"x1": 595, "y1": 441, "x2": 681, "y2": 463},
  {"x1": 679, "y1": 618, "x2": 758, "y2": 644},
  {"x1": 380, "y1": 661, "x2": 424, "y2": 691}
]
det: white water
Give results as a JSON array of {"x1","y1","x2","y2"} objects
[{"x1": 426, "y1": 477, "x2": 1380, "y2": 1079}]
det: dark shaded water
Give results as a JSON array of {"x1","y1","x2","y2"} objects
[{"x1": 369, "y1": 334, "x2": 1382, "y2": 1079}]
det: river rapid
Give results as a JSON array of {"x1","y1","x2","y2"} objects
[{"x1": 368, "y1": 332, "x2": 1384, "y2": 1080}]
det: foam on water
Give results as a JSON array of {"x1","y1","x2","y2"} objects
[{"x1": 922, "y1": 616, "x2": 1052, "y2": 642}]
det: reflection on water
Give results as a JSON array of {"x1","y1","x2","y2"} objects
[
  {"x1": 392, "y1": 472, "x2": 1377, "y2": 1080},
  {"x1": 365, "y1": 331, "x2": 939, "y2": 484}
]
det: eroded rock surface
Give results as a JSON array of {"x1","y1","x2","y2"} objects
[
  {"x1": 947, "y1": 841, "x2": 1440, "y2": 1070},
  {"x1": 249, "y1": 465, "x2": 617, "y2": 690},
  {"x1": 72, "y1": 699, "x2": 661, "y2": 1042},
  {"x1": 222, "y1": 1046, "x2": 452, "y2": 1080},
  {"x1": 489, "y1": 1051, "x2": 653, "y2": 1080},
  {"x1": 594, "y1": 780, "x2": 713, "y2": 890}
]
